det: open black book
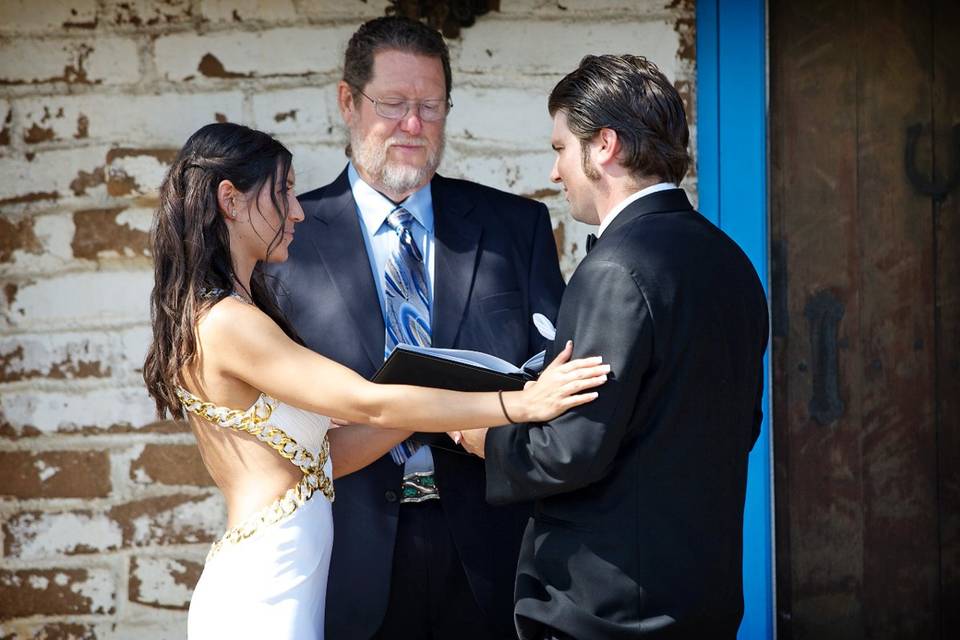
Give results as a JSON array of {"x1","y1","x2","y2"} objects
[
  {"x1": 372, "y1": 343, "x2": 545, "y2": 392},
  {"x1": 372, "y1": 344, "x2": 546, "y2": 453}
]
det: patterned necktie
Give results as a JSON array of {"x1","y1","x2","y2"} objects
[{"x1": 383, "y1": 206, "x2": 431, "y2": 464}]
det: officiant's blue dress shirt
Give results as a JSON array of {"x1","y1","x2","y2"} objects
[{"x1": 348, "y1": 163, "x2": 437, "y2": 475}]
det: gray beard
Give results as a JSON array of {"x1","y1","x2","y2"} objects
[{"x1": 350, "y1": 129, "x2": 445, "y2": 196}]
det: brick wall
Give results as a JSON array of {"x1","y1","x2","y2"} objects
[{"x1": 0, "y1": 1, "x2": 696, "y2": 636}]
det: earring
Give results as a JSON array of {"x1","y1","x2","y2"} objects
[{"x1": 230, "y1": 210, "x2": 237, "y2": 219}]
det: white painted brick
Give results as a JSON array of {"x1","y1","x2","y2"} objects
[
  {"x1": 0, "y1": 36, "x2": 140, "y2": 85},
  {"x1": 153, "y1": 26, "x2": 356, "y2": 81},
  {"x1": 0, "y1": 206, "x2": 153, "y2": 275},
  {"x1": 441, "y1": 146, "x2": 557, "y2": 197},
  {"x1": 101, "y1": 617, "x2": 187, "y2": 640},
  {"x1": 279, "y1": 141, "x2": 349, "y2": 192},
  {"x1": 251, "y1": 86, "x2": 339, "y2": 139},
  {"x1": 295, "y1": 0, "x2": 390, "y2": 20},
  {"x1": 123, "y1": 494, "x2": 224, "y2": 547},
  {"x1": 500, "y1": 0, "x2": 670, "y2": 16},
  {"x1": 1, "y1": 270, "x2": 151, "y2": 331},
  {"x1": 0, "y1": 0, "x2": 98, "y2": 33},
  {"x1": 550, "y1": 200, "x2": 593, "y2": 277},
  {"x1": 1, "y1": 97, "x2": 11, "y2": 138},
  {"x1": 129, "y1": 556, "x2": 202, "y2": 609},
  {"x1": 447, "y1": 85, "x2": 554, "y2": 150},
  {"x1": 107, "y1": 152, "x2": 174, "y2": 199},
  {"x1": 457, "y1": 19, "x2": 681, "y2": 78},
  {"x1": 199, "y1": 0, "x2": 298, "y2": 23},
  {"x1": 16, "y1": 92, "x2": 244, "y2": 146},
  {"x1": 0, "y1": 385, "x2": 157, "y2": 436},
  {"x1": 0, "y1": 145, "x2": 111, "y2": 203},
  {"x1": 0, "y1": 326, "x2": 150, "y2": 383},
  {"x1": 4, "y1": 511, "x2": 123, "y2": 559},
  {"x1": 101, "y1": 0, "x2": 193, "y2": 27}
]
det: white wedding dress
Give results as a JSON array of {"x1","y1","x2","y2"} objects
[{"x1": 176, "y1": 386, "x2": 335, "y2": 639}]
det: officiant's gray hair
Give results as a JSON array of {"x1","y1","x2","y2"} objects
[
  {"x1": 342, "y1": 16, "x2": 452, "y2": 101},
  {"x1": 548, "y1": 55, "x2": 690, "y2": 185}
]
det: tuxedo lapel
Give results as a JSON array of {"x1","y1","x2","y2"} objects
[
  {"x1": 307, "y1": 170, "x2": 385, "y2": 371},
  {"x1": 431, "y1": 175, "x2": 482, "y2": 349}
]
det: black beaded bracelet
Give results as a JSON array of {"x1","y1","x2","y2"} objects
[{"x1": 497, "y1": 390, "x2": 518, "y2": 424}]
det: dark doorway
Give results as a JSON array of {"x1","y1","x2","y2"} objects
[{"x1": 769, "y1": 0, "x2": 959, "y2": 637}]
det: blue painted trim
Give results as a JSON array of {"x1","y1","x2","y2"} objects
[
  {"x1": 697, "y1": 1, "x2": 773, "y2": 639},
  {"x1": 696, "y1": 0, "x2": 720, "y2": 226}
]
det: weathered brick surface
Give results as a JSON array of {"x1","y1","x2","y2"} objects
[
  {"x1": 0, "y1": 146, "x2": 111, "y2": 205},
  {"x1": 1, "y1": 271, "x2": 152, "y2": 331},
  {"x1": 128, "y1": 555, "x2": 203, "y2": 609},
  {"x1": 0, "y1": 568, "x2": 115, "y2": 618},
  {"x1": 0, "y1": 386, "x2": 159, "y2": 438},
  {"x1": 3, "y1": 510, "x2": 122, "y2": 559},
  {"x1": 109, "y1": 493, "x2": 224, "y2": 547},
  {"x1": 250, "y1": 86, "x2": 340, "y2": 139},
  {"x1": 101, "y1": 0, "x2": 194, "y2": 28},
  {"x1": 0, "y1": 37, "x2": 140, "y2": 86},
  {"x1": 457, "y1": 19, "x2": 681, "y2": 76},
  {"x1": 130, "y1": 444, "x2": 214, "y2": 487},
  {"x1": 0, "y1": 1, "x2": 695, "y2": 633},
  {"x1": 0, "y1": 450, "x2": 111, "y2": 498},
  {"x1": 15, "y1": 93, "x2": 244, "y2": 146},
  {"x1": 198, "y1": 0, "x2": 299, "y2": 24},
  {"x1": 0, "y1": 1, "x2": 99, "y2": 34},
  {"x1": 153, "y1": 26, "x2": 356, "y2": 81},
  {"x1": 0, "y1": 621, "x2": 99, "y2": 640},
  {"x1": 0, "y1": 99, "x2": 11, "y2": 145},
  {"x1": 0, "y1": 327, "x2": 149, "y2": 384}
]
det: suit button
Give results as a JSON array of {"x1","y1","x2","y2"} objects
[{"x1": 384, "y1": 490, "x2": 398, "y2": 503}]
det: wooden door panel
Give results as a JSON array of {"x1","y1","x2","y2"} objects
[
  {"x1": 857, "y1": 1, "x2": 940, "y2": 636},
  {"x1": 771, "y1": 0, "x2": 864, "y2": 636},
  {"x1": 771, "y1": 0, "x2": 956, "y2": 636},
  {"x1": 934, "y1": 0, "x2": 960, "y2": 631}
]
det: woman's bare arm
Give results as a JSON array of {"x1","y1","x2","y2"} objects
[
  {"x1": 199, "y1": 299, "x2": 606, "y2": 432},
  {"x1": 327, "y1": 424, "x2": 410, "y2": 479}
]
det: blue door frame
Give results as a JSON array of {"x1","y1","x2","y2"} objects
[{"x1": 696, "y1": 1, "x2": 773, "y2": 638}]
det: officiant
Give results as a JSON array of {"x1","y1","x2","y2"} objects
[{"x1": 263, "y1": 15, "x2": 564, "y2": 640}]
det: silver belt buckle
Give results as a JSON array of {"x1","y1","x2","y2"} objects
[{"x1": 400, "y1": 471, "x2": 439, "y2": 504}]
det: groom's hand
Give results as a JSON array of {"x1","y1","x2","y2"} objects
[{"x1": 454, "y1": 428, "x2": 488, "y2": 458}]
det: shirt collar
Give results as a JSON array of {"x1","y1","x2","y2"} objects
[
  {"x1": 348, "y1": 163, "x2": 434, "y2": 235},
  {"x1": 597, "y1": 182, "x2": 676, "y2": 237}
]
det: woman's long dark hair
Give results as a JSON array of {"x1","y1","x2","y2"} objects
[{"x1": 144, "y1": 122, "x2": 300, "y2": 419}]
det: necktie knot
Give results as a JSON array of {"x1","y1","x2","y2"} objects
[
  {"x1": 386, "y1": 207, "x2": 423, "y2": 262},
  {"x1": 386, "y1": 207, "x2": 414, "y2": 233}
]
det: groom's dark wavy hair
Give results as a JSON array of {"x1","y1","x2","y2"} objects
[
  {"x1": 143, "y1": 122, "x2": 300, "y2": 420},
  {"x1": 548, "y1": 54, "x2": 690, "y2": 185}
]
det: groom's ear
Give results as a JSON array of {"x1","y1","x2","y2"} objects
[{"x1": 595, "y1": 128, "x2": 622, "y2": 168}]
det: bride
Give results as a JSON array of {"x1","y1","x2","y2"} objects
[{"x1": 142, "y1": 122, "x2": 607, "y2": 639}]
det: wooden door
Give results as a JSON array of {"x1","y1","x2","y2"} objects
[{"x1": 769, "y1": 0, "x2": 959, "y2": 637}]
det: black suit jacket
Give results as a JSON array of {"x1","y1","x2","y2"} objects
[
  {"x1": 484, "y1": 189, "x2": 769, "y2": 639},
  {"x1": 264, "y1": 168, "x2": 564, "y2": 639}
]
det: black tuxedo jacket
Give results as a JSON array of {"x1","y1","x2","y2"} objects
[
  {"x1": 264, "y1": 168, "x2": 564, "y2": 639},
  {"x1": 484, "y1": 189, "x2": 769, "y2": 639}
]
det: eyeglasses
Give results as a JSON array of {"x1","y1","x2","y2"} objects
[{"x1": 354, "y1": 88, "x2": 452, "y2": 122}]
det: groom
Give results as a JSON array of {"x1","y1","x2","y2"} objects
[
  {"x1": 267, "y1": 16, "x2": 563, "y2": 640},
  {"x1": 460, "y1": 55, "x2": 769, "y2": 639}
]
